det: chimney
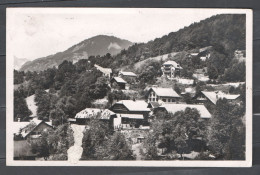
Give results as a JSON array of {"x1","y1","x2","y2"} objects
[{"x1": 18, "y1": 118, "x2": 20, "y2": 122}]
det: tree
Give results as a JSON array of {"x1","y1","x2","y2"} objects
[
  {"x1": 81, "y1": 118, "x2": 112, "y2": 160},
  {"x1": 47, "y1": 124, "x2": 74, "y2": 160},
  {"x1": 30, "y1": 131, "x2": 50, "y2": 160},
  {"x1": 146, "y1": 108, "x2": 206, "y2": 159},
  {"x1": 96, "y1": 132, "x2": 135, "y2": 160},
  {"x1": 34, "y1": 89, "x2": 51, "y2": 121},
  {"x1": 14, "y1": 89, "x2": 32, "y2": 121},
  {"x1": 207, "y1": 99, "x2": 245, "y2": 160}
]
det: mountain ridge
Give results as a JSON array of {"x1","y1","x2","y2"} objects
[{"x1": 20, "y1": 35, "x2": 133, "y2": 72}]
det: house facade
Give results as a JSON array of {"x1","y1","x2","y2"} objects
[
  {"x1": 147, "y1": 87, "x2": 181, "y2": 103},
  {"x1": 161, "y1": 60, "x2": 182, "y2": 78},
  {"x1": 110, "y1": 100, "x2": 151, "y2": 129}
]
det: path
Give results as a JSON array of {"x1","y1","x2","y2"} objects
[
  {"x1": 67, "y1": 124, "x2": 85, "y2": 164},
  {"x1": 132, "y1": 143, "x2": 143, "y2": 160}
]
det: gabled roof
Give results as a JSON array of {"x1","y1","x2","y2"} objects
[
  {"x1": 75, "y1": 108, "x2": 102, "y2": 119},
  {"x1": 13, "y1": 119, "x2": 52, "y2": 138},
  {"x1": 201, "y1": 91, "x2": 240, "y2": 105},
  {"x1": 160, "y1": 103, "x2": 211, "y2": 119},
  {"x1": 75, "y1": 108, "x2": 115, "y2": 120},
  {"x1": 119, "y1": 71, "x2": 137, "y2": 77},
  {"x1": 147, "y1": 101, "x2": 160, "y2": 109},
  {"x1": 116, "y1": 100, "x2": 150, "y2": 112},
  {"x1": 150, "y1": 87, "x2": 180, "y2": 98},
  {"x1": 94, "y1": 64, "x2": 112, "y2": 74},
  {"x1": 162, "y1": 61, "x2": 182, "y2": 69},
  {"x1": 112, "y1": 77, "x2": 127, "y2": 84},
  {"x1": 116, "y1": 113, "x2": 144, "y2": 119},
  {"x1": 24, "y1": 121, "x2": 53, "y2": 138}
]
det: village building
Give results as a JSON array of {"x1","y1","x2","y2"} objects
[
  {"x1": 13, "y1": 118, "x2": 53, "y2": 140},
  {"x1": 74, "y1": 108, "x2": 116, "y2": 128},
  {"x1": 110, "y1": 100, "x2": 151, "y2": 129},
  {"x1": 119, "y1": 71, "x2": 137, "y2": 78},
  {"x1": 161, "y1": 60, "x2": 182, "y2": 78},
  {"x1": 110, "y1": 77, "x2": 127, "y2": 90},
  {"x1": 193, "y1": 67, "x2": 209, "y2": 82},
  {"x1": 156, "y1": 103, "x2": 212, "y2": 119},
  {"x1": 94, "y1": 64, "x2": 112, "y2": 79},
  {"x1": 146, "y1": 87, "x2": 181, "y2": 103},
  {"x1": 194, "y1": 91, "x2": 241, "y2": 105},
  {"x1": 118, "y1": 71, "x2": 137, "y2": 84}
]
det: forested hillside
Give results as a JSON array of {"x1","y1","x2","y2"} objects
[{"x1": 91, "y1": 14, "x2": 245, "y2": 69}]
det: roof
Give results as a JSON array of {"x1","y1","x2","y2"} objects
[
  {"x1": 201, "y1": 91, "x2": 240, "y2": 105},
  {"x1": 177, "y1": 78, "x2": 194, "y2": 85},
  {"x1": 150, "y1": 87, "x2": 180, "y2": 98},
  {"x1": 23, "y1": 120, "x2": 53, "y2": 138},
  {"x1": 112, "y1": 77, "x2": 127, "y2": 84},
  {"x1": 116, "y1": 100, "x2": 150, "y2": 112},
  {"x1": 163, "y1": 61, "x2": 182, "y2": 69},
  {"x1": 94, "y1": 64, "x2": 112, "y2": 75},
  {"x1": 190, "y1": 53, "x2": 199, "y2": 56},
  {"x1": 14, "y1": 140, "x2": 37, "y2": 158},
  {"x1": 75, "y1": 108, "x2": 115, "y2": 120},
  {"x1": 148, "y1": 101, "x2": 160, "y2": 108},
  {"x1": 100, "y1": 109, "x2": 116, "y2": 120},
  {"x1": 13, "y1": 118, "x2": 52, "y2": 137},
  {"x1": 119, "y1": 71, "x2": 137, "y2": 77},
  {"x1": 75, "y1": 108, "x2": 103, "y2": 119},
  {"x1": 116, "y1": 113, "x2": 144, "y2": 119},
  {"x1": 160, "y1": 103, "x2": 211, "y2": 119}
]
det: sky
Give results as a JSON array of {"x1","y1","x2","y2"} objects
[{"x1": 7, "y1": 8, "x2": 242, "y2": 61}]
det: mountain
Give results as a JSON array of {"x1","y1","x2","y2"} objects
[
  {"x1": 14, "y1": 56, "x2": 30, "y2": 70},
  {"x1": 20, "y1": 35, "x2": 133, "y2": 72}
]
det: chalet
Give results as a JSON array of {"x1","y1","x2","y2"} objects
[
  {"x1": 118, "y1": 71, "x2": 137, "y2": 84},
  {"x1": 157, "y1": 103, "x2": 212, "y2": 119},
  {"x1": 13, "y1": 119, "x2": 53, "y2": 140},
  {"x1": 147, "y1": 87, "x2": 181, "y2": 103},
  {"x1": 110, "y1": 77, "x2": 127, "y2": 89},
  {"x1": 194, "y1": 91, "x2": 241, "y2": 105},
  {"x1": 110, "y1": 100, "x2": 151, "y2": 129},
  {"x1": 161, "y1": 60, "x2": 182, "y2": 78},
  {"x1": 74, "y1": 108, "x2": 116, "y2": 127},
  {"x1": 94, "y1": 64, "x2": 112, "y2": 79}
]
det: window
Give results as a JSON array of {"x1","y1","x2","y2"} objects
[
  {"x1": 162, "y1": 99, "x2": 166, "y2": 102},
  {"x1": 168, "y1": 99, "x2": 171, "y2": 102},
  {"x1": 172, "y1": 99, "x2": 175, "y2": 102},
  {"x1": 152, "y1": 98, "x2": 155, "y2": 102}
]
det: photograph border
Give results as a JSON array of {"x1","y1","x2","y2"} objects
[{"x1": 6, "y1": 7, "x2": 253, "y2": 167}]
